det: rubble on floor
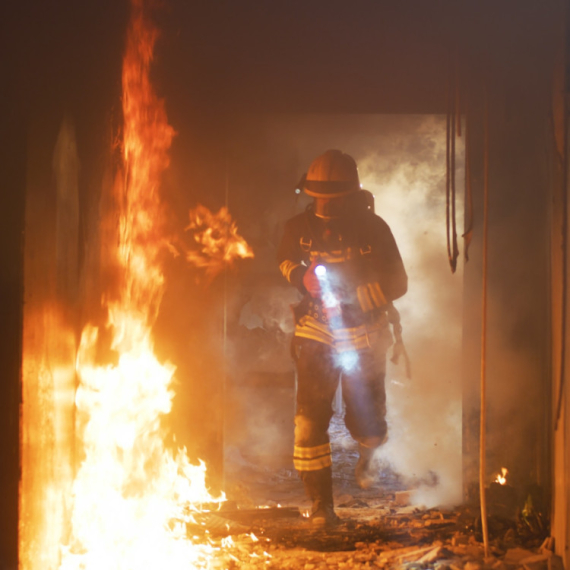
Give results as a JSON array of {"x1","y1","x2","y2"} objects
[
  {"x1": 189, "y1": 498, "x2": 558, "y2": 570},
  {"x1": 210, "y1": 415, "x2": 557, "y2": 569}
]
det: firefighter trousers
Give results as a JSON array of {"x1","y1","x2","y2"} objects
[{"x1": 291, "y1": 336, "x2": 387, "y2": 474}]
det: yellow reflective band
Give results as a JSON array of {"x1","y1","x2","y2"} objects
[
  {"x1": 357, "y1": 284, "x2": 374, "y2": 312},
  {"x1": 295, "y1": 315, "x2": 389, "y2": 351},
  {"x1": 316, "y1": 251, "x2": 347, "y2": 263},
  {"x1": 293, "y1": 443, "x2": 331, "y2": 459},
  {"x1": 336, "y1": 336, "x2": 369, "y2": 353},
  {"x1": 333, "y1": 323, "x2": 375, "y2": 340},
  {"x1": 309, "y1": 247, "x2": 362, "y2": 264},
  {"x1": 294, "y1": 455, "x2": 333, "y2": 472},
  {"x1": 372, "y1": 282, "x2": 387, "y2": 306},
  {"x1": 333, "y1": 321, "x2": 383, "y2": 352},
  {"x1": 367, "y1": 283, "x2": 382, "y2": 307},
  {"x1": 294, "y1": 328, "x2": 335, "y2": 346},
  {"x1": 298, "y1": 315, "x2": 332, "y2": 335},
  {"x1": 295, "y1": 315, "x2": 335, "y2": 346},
  {"x1": 279, "y1": 260, "x2": 302, "y2": 282}
]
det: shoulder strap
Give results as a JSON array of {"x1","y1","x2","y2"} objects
[{"x1": 301, "y1": 206, "x2": 322, "y2": 252}]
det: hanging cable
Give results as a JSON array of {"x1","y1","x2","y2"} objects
[
  {"x1": 446, "y1": 50, "x2": 460, "y2": 273},
  {"x1": 451, "y1": 70, "x2": 459, "y2": 271},
  {"x1": 458, "y1": 41, "x2": 474, "y2": 262},
  {"x1": 455, "y1": 45, "x2": 473, "y2": 262},
  {"x1": 455, "y1": 51, "x2": 462, "y2": 138},
  {"x1": 479, "y1": 77, "x2": 490, "y2": 560},
  {"x1": 446, "y1": 87, "x2": 452, "y2": 266},
  {"x1": 463, "y1": 105, "x2": 474, "y2": 261},
  {"x1": 452, "y1": 52, "x2": 461, "y2": 265},
  {"x1": 555, "y1": 42, "x2": 569, "y2": 430},
  {"x1": 446, "y1": 79, "x2": 452, "y2": 268}
]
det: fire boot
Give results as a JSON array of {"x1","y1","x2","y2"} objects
[
  {"x1": 355, "y1": 444, "x2": 376, "y2": 489},
  {"x1": 302, "y1": 467, "x2": 340, "y2": 528}
]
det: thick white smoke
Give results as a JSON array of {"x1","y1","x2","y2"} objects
[
  {"x1": 358, "y1": 115, "x2": 464, "y2": 507},
  {"x1": 187, "y1": 114, "x2": 466, "y2": 507}
]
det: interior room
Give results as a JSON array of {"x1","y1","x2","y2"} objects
[{"x1": 1, "y1": 1, "x2": 568, "y2": 569}]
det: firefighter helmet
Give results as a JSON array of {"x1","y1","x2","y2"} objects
[{"x1": 304, "y1": 149, "x2": 360, "y2": 198}]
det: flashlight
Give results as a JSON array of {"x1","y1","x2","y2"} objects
[
  {"x1": 313, "y1": 264, "x2": 360, "y2": 372},
  {"x1": 315, "y1": 264, "x2": 327, "y2": 278}
]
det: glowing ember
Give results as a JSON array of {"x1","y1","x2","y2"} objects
[
  {"x1": 494, "y1": 467, "x2": 508, "y2": 485},
  {"x1": 184, "y1": 205, "x2": 254, "y2": 278},
  {"x1": 59, "y1": 1, "x2": 223, "y2": 568}
]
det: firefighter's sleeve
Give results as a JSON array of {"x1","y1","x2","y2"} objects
[
  {"x1": 375, "y1": 220, "x2": 408, "y2": 302},
  {"x1": 277, "y1": 220, "x2": 307, "y2": 294}
]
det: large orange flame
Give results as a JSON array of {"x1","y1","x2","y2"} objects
[
  {"x1": 116, "y1": 0, "x2": 174, "y2": 324},
  {"x1": 60, "y1": 1, "x2": 222, "y2": 568}
]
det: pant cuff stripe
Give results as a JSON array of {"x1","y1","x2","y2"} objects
[
  {"x1": 294, "y1": 455, "x2": 332, "y2": 471},
  {"x1": 293, "y1": 443, "x2": 331, "y2": 459}
]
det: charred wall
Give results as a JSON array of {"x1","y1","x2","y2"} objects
[
  {"x1": 460, "y1": 4, "x2": 562, "y2": 502},
  {"x1": 1, "y1": 0, "x2": 566, "y2": 565},
  {"x1": 551, "y1": 6, "x2": 570, "y2": 564},
  {"x1": 0, "y1": 44, "x2": 26, "y2": 570},
  {"x1": 157, "y1": 0, "x2": 562, "y2": 507}
]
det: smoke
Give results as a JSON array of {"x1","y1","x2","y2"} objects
[
  {"x1": 156, "y1": 107, "x2": 546, "y2": 505},
  {"x1": 213, "y1": 114, "x2": 465, "y2": 507},
  {"x1": 160, "y1": 113, "x2": 466, "y2": 505},
  {"x1": 357, "y1": 116, "x2": 465, "y2": 508}
]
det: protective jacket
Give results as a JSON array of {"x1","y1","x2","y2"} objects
[{"x1": 277, "y1": 204, "x2": 407, "y2": 352}]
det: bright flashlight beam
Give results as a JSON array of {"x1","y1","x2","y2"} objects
[
  {"x1": 314, "y1": 265, "x2": 336, "y2": 309},
  {"x1": 315, "y1": 264, "x2": 327, "y2": 277},
  {"x1": 313, "y1": 263, "x2": 359, "y2": 372}
]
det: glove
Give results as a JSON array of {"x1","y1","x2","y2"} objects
[{"x1": 302, "y1": 260, "x2": 322, "y2": 298}]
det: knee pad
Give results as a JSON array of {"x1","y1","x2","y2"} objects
[{"x1": 356, "y1": 434, "x2": 387, "y2": 449}]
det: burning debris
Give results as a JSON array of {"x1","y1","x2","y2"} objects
[
  {"x1": 182, "y1": 204, "x2": 254, "y2": 279},
  {"x1": 197, "y1": 411, "x2": 553, "y2": 570},
  {"x1": 204, "y1": 414, "x2": 553, "y2": 570},
  {"x1": 175, "y1": 499, "x2": 557, "y2": 570},
  {"x1": 495, "y1": 469, "x2": 508, "y2": 486}
]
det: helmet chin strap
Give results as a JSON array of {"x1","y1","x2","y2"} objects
[
  {"x1": 314, "y1": 211, "x2": 338, "y2": 220},
  {"x1": 313, "y1": 197, "x2": 345, "y2": 219}
]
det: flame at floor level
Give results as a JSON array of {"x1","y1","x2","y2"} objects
[
  {"x1": 494, "y1": 467, "x2": 508, "y2": 486},
  {"x1": 58, "y1": 0, "x2": 226, "y2": 568},
  {"x1": 60, "y1": 321, "x2": 223, "y2": 570}
]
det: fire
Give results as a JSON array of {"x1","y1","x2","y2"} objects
[
  {"x1": 184, "y1": 205, "x2": 254, "y2": 278},
  {"x1": 60, "y1": 1, "x2": 223, "y2": 568},
  {"x1": 494, "y1": 467, "x2": 508, "y2": 485}
]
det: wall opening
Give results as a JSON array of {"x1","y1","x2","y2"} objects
[{"x1": 219, "y1": 113, "x2": 465, "y2": 508}]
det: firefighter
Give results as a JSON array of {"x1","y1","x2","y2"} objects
[{"x1": 277, "y1": 149, "x2": 407, "y2": 527}]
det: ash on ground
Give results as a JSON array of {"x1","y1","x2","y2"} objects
[{"x1": 205, "y1": 414, "x2": 556, "y2": 570}]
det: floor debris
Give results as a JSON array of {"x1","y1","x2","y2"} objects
[{"x1": 202, "y1": 414, "x2": 556, "y2": 569}]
